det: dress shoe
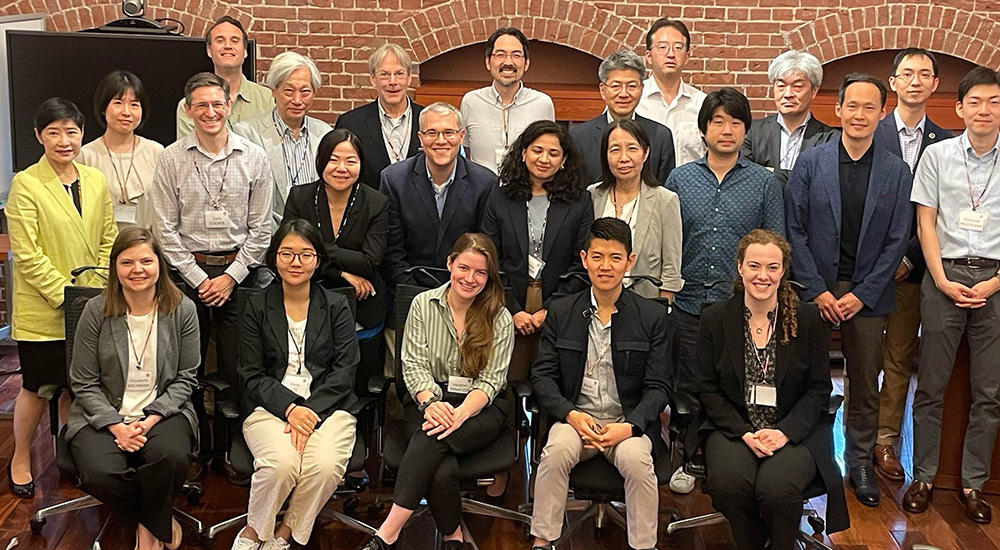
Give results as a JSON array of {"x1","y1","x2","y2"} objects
[
  {"x1": 960, "y1": 489, "x2": 992, "y2": 524},
  {"x1": 873, "y1": 444, "x2": 905, "y2": 481},
  {"x1": 848, "y1": 466, "x2": 880, "y2": 507},
  {"x1": 8, "y1": 463, "x2": 34, "y2": 499},
  {"x1": 358, "y1": 535, "x2": 395, "y2": 550},
  {"x1": 902, "y1": 480, "x2": 933, "y2": 513},
  {"x1": 442, "y1": 541, "x2": 465, "y2": 550}
]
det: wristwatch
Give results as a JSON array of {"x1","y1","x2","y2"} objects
[{"x1": 418, "y1": 395, "x2": 439, "y2": 413}]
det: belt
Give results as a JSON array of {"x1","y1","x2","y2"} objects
[
  {"x1": 942, "y1": 257, "x2": 1000, "y2": 269},
  {"x1": 193, "y1": 251, "x2": 238, "y2": 266}
]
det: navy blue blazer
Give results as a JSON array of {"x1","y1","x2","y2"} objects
[
  {"x1": 569, "y1": 113, "x2": 675, "y2": 185},
  {"x1": 784, "y1": 140, "x2": 913, "y2": 316},
  {"x1": 379, "y1": 152, "x2": 497, "y2": 288}
]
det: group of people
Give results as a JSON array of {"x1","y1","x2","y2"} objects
[{"x1": 6, "y1": 10, "x2": 1000, "y2": 550}]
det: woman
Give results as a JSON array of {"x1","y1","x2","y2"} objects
[
  {"x1": 695, "y1": 229, "x2": 849, "y2": 549},
  {"x1": 79, "y1": 70, "x2": 164, "y2": 230},
  {"x1": 360, "y1": 234, "x2": 514, "y2": 550},
  {"x1": 283, "y1": 129, "x2": 389, "y2": 330},
  {"x1": 67, "y1": 227, "x2": 197, "y2": 550},
  {"x1": 588, "y1": 118, "x2": 682, "y2": 300},
  {"x1": 232, "y1": 219, "x2": 360, "y2": 550},
  {"x1": 6, "y1": 97, "x2": 117, "y2": 498}
]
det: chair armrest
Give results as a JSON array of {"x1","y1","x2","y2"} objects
[
  {"x1": 217, "y1": 400, "x2": 240, "y2": 420},
  {"x1": 200, "y1": 374, "x2": 231, "y2": 393},
  {"x1": 826, "y1": 394, "x2": 844, "y2": 420},
  {"x1": 510, "y1": 380, "x2": 532, "y2": 434},
  {"x1": 367, "y1": 375, "x2": 395, "y2": 428}
]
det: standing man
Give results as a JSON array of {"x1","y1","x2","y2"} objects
[
  {"x1": 636, "y1": 18, "x2": 707, "y2": 167},
  {"x1": 335, "y1": 43, "x2": 424, "y2": 190},
  {"x1": 903, "y1": 67, "x2": 1000, "y2": 525},
  {"x1": 784, "y1": 74, "x2": 912, "y2": 508},
  {"x1": 741, "y1": 50, "x2": 839, "y2": 186},
  {"x1": 873, "y1": 48, "x2": 951, "y2": 482},
  {"x1": 175, "y1": 16, "x2": 273, "y2": 139},
  {"x1": 570, "y1": 49, "x2": 675, "y2": 184},
  {"x1": 460, "y1": 27, "x2": 555, "y2": 174}
]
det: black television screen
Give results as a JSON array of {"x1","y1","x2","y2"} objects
[{"x1": 6, "y1": 30, "x2": 256, "y2": 171}]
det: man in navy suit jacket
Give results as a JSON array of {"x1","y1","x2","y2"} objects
[{"x1": 785, "y1": 74, "x2": 912, "y2": 508}]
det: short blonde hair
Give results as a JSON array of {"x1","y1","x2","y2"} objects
[{"x1": 368, "y1": 43, "x2": 413, "y2": 75}]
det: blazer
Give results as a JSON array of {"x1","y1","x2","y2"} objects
[
  {"x1": 740, "y1": 114, "x2": 839, "y2": 186},
  {"x1": 284, "y1": 181, "x2": 390, "y2": 328},
  {"x1": 238, "y1": 283, "x2": 361, "y2": 422},
  {"x1": 233, "y1": 112, "x2": 332, "y2": 227},
  {"x1": 380, "y1": 152, "x2": 497, "y2": 288},
  {"x1": 7, "y1": 156, "x2": 117, "y2": 340},
  {"x1": 570, "y1": 113, "x2": 676, "y2": 185},
  {"x1": 334, "y1": 99, "x2": 424, "y2": 191},
  {"x1": 696, "y1": 297, "x2": 848, "y2": 534},
  {"x1": 873, "y1": 112, "x2": 952, "y2": 283},
  {"x1": 530, "y1": 288, "x2": 670, "y2": 439},
  {"x1": 66, "y1": 295, "x2": 200, "y2": 446},
  {"x1": 784, "y1": 140, "x2": 913, "y2": 316},
  {"x1": 589, "y1": 182, "x2": 684, "y2": 297},
  {"x1": 480, "y1": 186, "x2": 594, "y2": 313}
]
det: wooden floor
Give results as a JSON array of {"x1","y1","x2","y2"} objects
[{"x1": 0, "y1": 346, "x2": 991, "y2": 550}]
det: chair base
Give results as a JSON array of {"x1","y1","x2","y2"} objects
[
  {"x1": 31, "y1": 494, "x2": 203, "y2": 546},
  {"x1": 665, "y1": 507, "x2": 835, "y2": 549}
]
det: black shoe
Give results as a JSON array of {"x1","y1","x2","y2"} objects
[
  {"x1": 848, "y1": 466, "x2": 880, "y2": 507},
  {"x1": 8, "y1": 463, "x2": 34, "y2": 499},
  {"x1": 442, "y1": 541, "x2": 464, "y2": 550},
  {"x1": 358, "y1": 535, "x2": 395, "y2": 550}
]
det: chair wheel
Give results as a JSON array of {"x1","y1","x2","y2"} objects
[
  {"x1": 807, "y1": 515, "x2": 825, "y2": 534},
  {"x1": 187, "y1": 491, "x2": 202, "y2": 506},
  {"x1": 343, "y1": 495, "x2": 359, "y2": 514},
  {"x1": 522, "y1": 523, "x2": 532, "y2": 542},
  {"x1": 29, "y1": 517, "x2": 45, "y2": 534}
]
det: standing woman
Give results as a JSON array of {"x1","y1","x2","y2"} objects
[
  {"x1": 283, "y1": 129, "x2": 389, "y2": 331},
  {"x1": 79, "y1": 70, "x2": 164, "y2": 230},
  {"x1": 589, "y1": 119, "x2": 683, "y2": 300},
  {"x1": 67, "y1": 227, "x2": 198, "y2": 550},
  {"x1": 6, "y1": 97, "x2": 117, "y2": 498}
]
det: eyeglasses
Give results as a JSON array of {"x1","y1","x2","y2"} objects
[
  {"x1": 189, "y1": 101, "x2": 228, "y2": 112},
  {"x1": 276, "y1": 251, "x2": 318, "y2": 264},
  {"x1": 490, "y1": 51, "x2": 525, "y2": 61},
  {"x1": 376, "y1": 70, "x2": 409, "y2": 82},
  {"x1": 419, "y1": 129, "x2": 462, "y2": 140},
  {"x1": 892, "y1": 71, "x2": 936, "y2": 82},
  {"x1": 603, "y1": 81, "x2": 642, "y2": 94},
  {"x1": 652, "y1": 42, "x2": 687, "y2": 54}
]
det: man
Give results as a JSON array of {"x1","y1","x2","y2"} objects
[
  {"x1": 460, "y1": 27, "x2": 555, "y2": 174},
  {"x1": 175, "y1": 16, "x2": 273, "y2": 139},
  {"x1": 872, "y1": 48, "x2": 951, "y2": 482},
  {"x1": 741, "y1": 50, "x2": 838, "y2": 186},
  {"x1": 785, "y1": 74, "x2": 912, "y2": 508},
  {"x1": 665, "y1": 87, "x2": 784, "y2": 494},
  {"x1": 335, "y1": 43, "x2": 424, "y2": 190},
  {"x1": 903, "y1": 66, "x2": 1000, "y2": 525},
  {"x1": 529, "y1": 217, "x2": 669, "y2": 550},
  {"x1": 636, "y1": 18, "x2": 707, "y2": 167},
  {"x1": 570, "y1": 49, "x2": 675, "y2": 184}
]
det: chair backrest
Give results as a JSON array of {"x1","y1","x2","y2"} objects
[{"x1": 64, "y1": 286, "x2": 103, "y2": 372}]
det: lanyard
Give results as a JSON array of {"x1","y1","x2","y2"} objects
[
  {"x1": 273, "y1": 110, "x2": 311, "y2": 186},
  {"x1": 193, "y1": 156, "x2": 231, "y2": 210},
  {"x1": 745, "y1": 309, "x2": 776, "y2": 379},
  {"x1": 963, "y1": 147, "x2": 999, "y2": 211},
  {"x1": 526, "y1": 196, "x2": 549, "y2": 259},
  {"x1": 103, "y1": 136, "x2": 140, "y2": 204},
  {"x1": 611, "y1": 186, "x2": 638, "y2": 227},
  {"x1": 313, "y1": 182, "x2": 359, "y2": 240},
  {"x1": 288, "y1": 324, "x2": 305, "y2": 375},
  {"x1": 125, "y1": 311, "x2": 156, "y2": 370},
  {"x1": 382, "y1": 112, "x2": 407, "y2": 162}
]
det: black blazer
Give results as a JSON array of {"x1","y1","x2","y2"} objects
[
  {"x1": 283, "y1": 181, "x2": 390, "y2": 328},
  {"x1": 530, "y1": 288, "x2": 670, "y2": 438},
  {"x1": 740, "y1": 114, "x2": 839, "y2": 186},
  {"x1": 334, "y1": 99, "x2": 424, "y2": 190},
  {"x1": 696, "y1": 297, "x2": 848, "y2": 534},
  {"x1": 873, "y1": 112, "x2": 952, "y2": 283},
  {"x1": 569, "y1": 113, "x2": 675, "y2": 184},
  {"x1": 379, "y1": 152, "x2": 497, "y2": 288},
  {"x1": 238, "y1": 283, "x2": 361, "y2": 422},
  {"x1": 480, "y1": 186, "x2": 594, "y2": 313}
]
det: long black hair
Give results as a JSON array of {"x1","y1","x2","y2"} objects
[{"x1": 497, "y1": 120, "x2": 586, "y2": 202}]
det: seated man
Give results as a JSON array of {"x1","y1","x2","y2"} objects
[{"x1": 529, "y1": 217, "x2": 670, "y2": 550}]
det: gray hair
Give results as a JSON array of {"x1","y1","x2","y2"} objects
[
  {"x1": 598, "y1": 49, "x2": 646, "y2": 83},
  {"x1": 265, "y1": 51, "x2": 322, "y2": 91},
  {"x1": 767, "y1": 50, "x2": 823, "y2": 88},
  {"x1": 419, "y1": 101, "x2": 465, "y2": 131},
  {"x1": 368, "y1": 43, "x2": 413, "y2": 75}
]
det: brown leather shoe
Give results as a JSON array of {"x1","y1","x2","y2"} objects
[
  {"x1": 902, "y1": 481, "x2": 933, "y2": 513},
  {"x1": 960, "y1": 489, "x2": 992, "y2": 524},
  {"x1": 873, "y1": 444, "x2": 905, "y2": 481}
]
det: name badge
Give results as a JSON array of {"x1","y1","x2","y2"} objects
[
  {"x1": 528, "y1": 255, "x2": 545, "y2": 279},
  {"x1": 751, "y1": 384, "x2": 777, "y2": 407},
  {"x1": 580, "y1": 376, "x2": 600, "y2": 398},
  {"x1": 114, "y1": 202, "x2": 138, "y2": 224},
  {"x1": 494, "y1": 147, "x2": 507, "y2": 169},
  {"x1": 959, "y1": 209, "x2": 988, "y2": 232},
  {"x1": 447, "y1": 375, "x2": 473, "y2": 394},
  {"x1": 282, "y1": 373, "x2": 311, "y2": 399},
  {"x1": 126, "y1": 370, "x2": 155, "y2": 393},
  {"x1": 205, "y1": 209, "x2": 230, "y2": 229}
]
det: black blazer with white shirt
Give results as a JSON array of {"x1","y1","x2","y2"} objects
[
  {"x1": 570, "y1": 113, "x2": 675, "y2": 185},
  {"x1": 740, "y1": 114, "x2": 839, "y2": 186},
  {"x1": 334, "y1": 99, "x2": 424, "y2": 190}
]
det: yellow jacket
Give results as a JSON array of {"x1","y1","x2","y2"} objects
[{"x1": 7, "y1": 156, "x2": 117, "y2": 340}]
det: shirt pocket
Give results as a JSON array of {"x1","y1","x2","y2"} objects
[{"x1": 616, "y1": 339, "x2": 650, "y2": 373}]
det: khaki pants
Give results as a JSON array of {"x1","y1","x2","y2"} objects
[
  {"x1": 877, "y1": 280, "x2": 921, "y2": 446},
  {"x1": 242, "y1": 409, "x2": 356, "y2": 544}
]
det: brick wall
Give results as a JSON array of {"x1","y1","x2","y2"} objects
[{"x1": 3, "y1": 0, "x2": 997, "y2": 121}]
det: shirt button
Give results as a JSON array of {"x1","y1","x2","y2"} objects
[
  {"x1": 710, "y1": 265, "x2": 715, "y2": 269},
  {"x1": 713, "y1": 227, "x2": 718, "y2": 231},
  {"x1": 711, "y1": 246, "x2": 716, "y2": 251}
]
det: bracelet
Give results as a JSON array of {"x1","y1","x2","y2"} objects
[{"x1": 286, "y1": 403, "x2": 298, "y2": 419}]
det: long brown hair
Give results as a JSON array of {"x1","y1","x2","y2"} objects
[
  {"x1": 448, "y1": 233, "x2": 506, "y2": 378},
  {"x1": 733, "y1": 229, "x2": 798, "y2": 345},
  {"x1": 104, "y1": 227, "x2": 184, "y2": 317}
]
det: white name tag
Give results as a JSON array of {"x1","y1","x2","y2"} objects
[
  {"x1": 447, "y1": 375, "x2": 473, "y2": 394},
  {"x1": 126, "y1": 370, "x2": 155, "y2": 393},
  {"x1": 959, "y1": 209, "x2": 988, "y2": 232},
  {"x1": 494, "y1": 147, "x2": 507, "y2": 169},
  {"x1": 528, "y1": 255, "x2": 545, "y2": 279},
  {"x1": 114, "y1": 202, "x2": 138, "y2": 224},
  {"x1": 751, "y1": 384, "x2": 777, "y2": 407},
  {"x1": 282, "y1": 373, "x2": 311, "y2": 399},
  {"x1": 580, "y1": 376, "x2": 600, "y2": 398},
  {"x1": 205, "y1": 209, "x2": 230, "y2": 229}
]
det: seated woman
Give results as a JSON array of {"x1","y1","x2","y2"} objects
[
  {"x1": 283, "y1": 128, "x2": 389, "y2": 331},
  {"x1": 66, "y1": 227, "x2": 198, "y2": 550},
  {"x1": 360, "y1": 233, "x2": 514, "y2": 550},
  {"x1": 231, "y1": 219, "x2": 360, "y2": 550},
  {"x1": 695, "y1": 229, "x2": 849, "y2": 550},
  {"x1": 588, "y1": 119, "x2": 682, "y2": 301}
]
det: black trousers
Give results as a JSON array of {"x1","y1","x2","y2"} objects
[
  {"x1": 703, "y1": 430, "x2": 815, "y2": 550},
  {"x1": 393, "y1": 397, "x2": 507, "y2": 534},
  {"x1": 70, "y1": 414, "x2": 194, "y2": 542}
]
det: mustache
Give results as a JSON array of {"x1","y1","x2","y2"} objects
[{"x1": 501, "y1": 64, "x2": 518, "y2": 72}]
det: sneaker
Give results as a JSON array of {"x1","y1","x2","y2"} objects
[
  {"x1": 668, "y1": 466, "x2": 696, "y2": 494},
  {"x1": 261, "y1": 537, "x2": 291, "y2": 550},
  {"x1": 231, "y1": 531, "x2": 261, "y2": 550}
]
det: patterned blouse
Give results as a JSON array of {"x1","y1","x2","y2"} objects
[{"x1": 743, "y1": 307, "x2": 777, "y2": 430}]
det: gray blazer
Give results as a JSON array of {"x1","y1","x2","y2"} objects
[
  {"x1": 589, "y1": 182, "x2": 684, "y2": 298},
  {"x1": 66, "y1": 295, "x2": 200, "y2": 445}
]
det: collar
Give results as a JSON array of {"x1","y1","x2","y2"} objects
[
  {"x1": 777, "y1": 112, "x2": 811, "y2": 135},
  {"x1": 838, "y1": 139, "x2": 875, "y2": 165},
  {"x1": 605, "y1": 109, "x2": 637, "y2": 124},
  {"x1": 272, "y1": 108, "x2": 305, "y2": 136},
  {"x1": 893, "y1": 109, "x2": 926, "y2": 134},
  {"x1": 640, "y1": 76, "x2": 693, "y2": 102},
  {"x1": 960, "y1": 131, "x2": 1000, "y2": 160},
  {"x1": 234, "y1": 74, "x2": 253, "y2": 103},
  {"x1": 378, "y1": 96, "x2": 411, "y2": 121},
  {"x1": 490, "y1": 81, "x2": 526, "y2": 106},
  {"x1": 426, "y1": 157, "x2": 459, "y2": 190},
  {"x1": 695, "y1": 154, "x2": 750, "y2": 170},
  {"x1": 183, "y1": 130, "x2": 244, "y2": 158},
  {"x1": 427, "y1": 281, "x2": 451, "y2": 308}
]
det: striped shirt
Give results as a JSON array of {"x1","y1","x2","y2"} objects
[{"x1": 402, "y1": 282, "x2": 514, "y2": 404}]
